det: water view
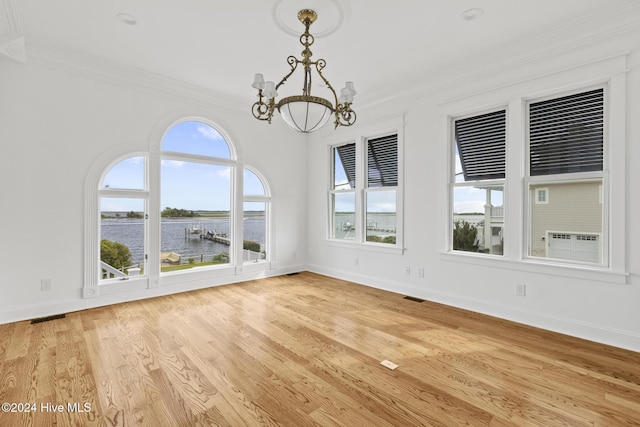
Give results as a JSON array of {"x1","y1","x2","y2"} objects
[
  {"x1": 334, "y1": 212, "x2": 397, "y2": 241},
  {"x1": 101, "y1": 214, "x2": 266, "y2": 266}
]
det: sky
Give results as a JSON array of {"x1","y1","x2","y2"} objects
[
  {"x1": 101, "y1": 121, "x2": 502, "y2": 214},
  {"x1": 100, "y1": 121, "x2": 265, "y2": 212},
  {"x1": 454, "y1": 149, "x2": 503, "y2": 214}
]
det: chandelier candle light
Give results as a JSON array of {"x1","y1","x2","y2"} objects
[{"x1": 251, "y1": 9, "x2": 357, "y2": 132}]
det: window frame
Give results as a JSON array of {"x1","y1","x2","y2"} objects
[
  {"x1": 97, "y1": 154, "x2": 150, "y2": 287},
  {"x1": 450, "y1": 107, "x2": 507, "y2": 256},
  {"x1": 439, "y1": 54, "x2": 627, "y2": 284},
  {"x1": 242, "y1": 166, "x2": 272, "y2": 267},
  {"x1": 159, "y1": 152, "x2": 236, "y2": 272},
  {"x1": 84, "y1": 116, "x2": 273, "y2": 298},
  {"x1": 524, "y1": 86, "x2": 607, "y2": 266},
  {"x1": 326, "y1": 118, "x2": 404, "y2": 253}
]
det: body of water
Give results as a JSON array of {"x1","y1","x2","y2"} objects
[
  {"x1": 334, "y1": 212, "x2": 397, "y2": 239},
  {"x1": 101, "y1": 216, "x2": 265, "y2": 265},
  {"x1": 103, "y1": 213, "x2": 396, "y2": 265}
]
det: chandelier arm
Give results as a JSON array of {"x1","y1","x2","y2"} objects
[
  {"x1": 252, "y1": 90, "x2": 276, "y2": 123},
  {"x1": 313, "y1": 59, "x2": 339, "y2": 108},
  {"x1": 334, "y1": 104, "x2": 356, "y2": 128},
  {"x1": 276, "y1": 56, "x2": 300, "y2": 91}
]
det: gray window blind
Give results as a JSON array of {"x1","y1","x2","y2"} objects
[
  {"x1": 367, "y1": 134, "x2": 398, "y2": 187},
  {"x1": 336, "y1": 144, "x2": 356, "y2": 189},
  {"x1": 529, "y1": 88, "x2": 603, "y2": 176},
  {"x1": 454, "y1": 110, "x2": 506, "y2": 181}
]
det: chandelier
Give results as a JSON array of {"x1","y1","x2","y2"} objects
[{"x1": 251, "y1": 9, "x2": 357, "y2": 133}]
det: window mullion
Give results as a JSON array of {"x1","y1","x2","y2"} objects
[
  {"x1": 147, "y1": 150, "x2": 161, "y2": 285},
  {"x1": 505, "y1": 97, "x2": 523, "y2": 261},
  {"x1": 356, "y1": 136, "x2": 366, "y2": 243}
]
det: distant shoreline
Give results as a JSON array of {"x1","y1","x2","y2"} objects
[{"x1": 101, "y1": 210, "x2": 266, "y2": 219}]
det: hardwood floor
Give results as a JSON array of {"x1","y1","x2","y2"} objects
[{"x1": 1, "y1": 272, "x2": 639, "y2": 426}]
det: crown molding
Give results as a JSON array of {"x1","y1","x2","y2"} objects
[
  {"x1": 26, "y1": 38, "x2": 248, "y2": 114},
  {"x1": 356, "y1": 1, "x2": 640, "y2": 113}
]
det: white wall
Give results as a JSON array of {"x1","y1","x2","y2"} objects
[
  {"x1": 0, "y1": 52, "x2": 307, "y2": 322},
  {"x1": 1, "y1": 8, "x2": 638, "y2": 354},
  {"x1": 306, "y1": 28, "x2": 640, "y2": 351}
]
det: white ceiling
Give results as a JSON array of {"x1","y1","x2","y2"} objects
[{"x1": 1, "y1": 0, "x2": 638, "y2": 109}]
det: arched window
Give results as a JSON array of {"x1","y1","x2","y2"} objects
[
  {"x1": 243, "y1": 168, "x2": 271, "y2": 263},
  {"x1": 161, "y1": 120, "x2": 235, "y2": 272},
  {"x1": 84, "y1": 117, "x2": 271, "y2": 298},
  {"x1": 99, "y1": 155, "x2": 148, "y2": 280}
]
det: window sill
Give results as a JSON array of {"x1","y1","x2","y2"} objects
[
  {"x1": 98, "y1": 276, "x2": 149, "y2": 295},
  {"x1": 241, "y1": 260, "x2": 272, "y2": 273},
  {"x1": 325, "y1": 239, "x2": 405, "y2": 255},
  {"x1": 439, "y1": 251, "x2": 628, "y2": 284}
]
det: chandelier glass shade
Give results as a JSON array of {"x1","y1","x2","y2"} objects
[{"x1": 251, "y1": 9, "x2": 356, "y2": 133}]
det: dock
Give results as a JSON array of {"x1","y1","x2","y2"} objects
[{"x1": 200, "y1": 231, "x2": 230, "y2": 245}]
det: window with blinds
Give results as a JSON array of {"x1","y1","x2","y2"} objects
[
  {"x1": 526, "y1": 88, "x2": 605, "y2": 265},
  {"x1": 451, "y1": 109, "x2": 506, "y2": 256},
  {"x1": 329, "y1": 130, "x2": 401, "y2": 247},
  {"x1": 454, "y1": 110, "x2": 506, "y2": 181},
  {"x1": 528, "y1": 88, "x2": 604, "y2": 176}
]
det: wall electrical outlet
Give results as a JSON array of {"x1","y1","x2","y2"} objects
[
  {"x1": 41, "y1": 278, "x2": 52, "y2": 291},
  {"x1": 516, "y1": 283, "x2": 526, "y2": 296},
  {"x1": 354, "y1": 257, "x2": 359, "y2": 266},
  {"x1": 405, "y1": 266, "x2": 411, "y2": 275},
  {"x1": 417, "y1": 268, "x2": 424, "y2": 278}
]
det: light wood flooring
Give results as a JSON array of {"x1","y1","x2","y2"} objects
[{"x1": 1, "y1": 272, "x2": 639, "y2": 426}]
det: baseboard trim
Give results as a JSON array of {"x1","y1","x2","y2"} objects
[
  {"x1": 0, "y1": 265, "x2": 306, "y2": 325},
  {"x1": 306, "y1": 264, "x2": 640, "y2": 353}
]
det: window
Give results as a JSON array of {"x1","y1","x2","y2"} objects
[
  {"x1": 99, "y1": 156, "x2": 147, "y2": 280},
  {"x1": 365, "y1": 135, "x2": 398, "y2": 245},
  {"x1": 447, "y1": 86, "x2": 612, "y2": 269},
  {"x1": 535, "y1": 188, "x2": 549, "y2": 204},
  {"x1": 243, "y1": 168, "x2": 270, "y2": 263},
  {"x1": 526, "y1": 88, "x2": 605, "y2": 265},
  {"x1": 442, "y1": 54, "x2": 627, "y2": 280},
  {"x1": 329, "y1": 132, "x2": 401, "y2": 247},
  {"x1": 331, "y1": 143, "x2": 356, "y2": 240},
  {"x1": 451, "y1": 110, "x2": 506, "y2": 255},
  {"x1": 85, "y1": 117, "x2": 273, "y2": 297},
  {"x1": 161, "y1": 121, "x2": 233, "y2": 272}
]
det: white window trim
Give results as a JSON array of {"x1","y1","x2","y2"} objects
[
  {"x1": 242, "y1": 166, "x2": 272, "y2": 267},
  {"x1": 523, "y1": 85, "x2": 607, "y2": 267},
  {"x1": 325, "y1": 117, "x2": 404, "y2": 254},
  {"x1": 449, "y1": 106, "x2": 508, "y2": 257},
  {"x1": 84, "y1": 117, "x2": 274, "y2": 298},
  {"x1": 438, "y1": 53, "x2": 628, "y2": 284}
]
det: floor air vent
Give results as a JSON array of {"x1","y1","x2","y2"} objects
[
  {"x1": 31, "y1": 314, "x2": 66, "y2": 324},
  {"x1": 404, "y1": 296, "x2": 425, "y2": 303}
]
